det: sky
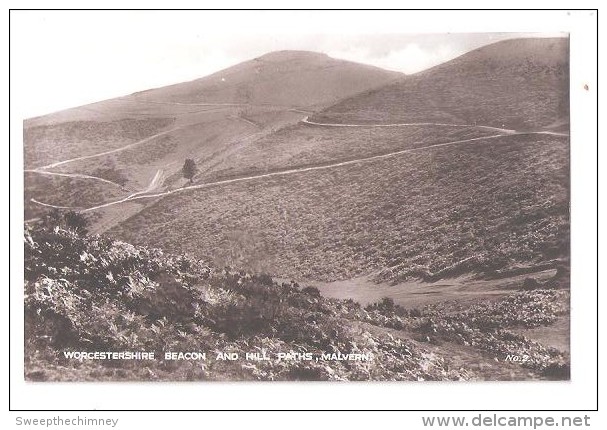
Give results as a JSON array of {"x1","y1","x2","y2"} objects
[{"x1": 10, "y1": 11, "x2": 567, "y2": 118}]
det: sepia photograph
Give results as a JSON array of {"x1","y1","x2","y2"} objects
[{"x1": 18, "y1": 12, "x2": 573, "y2": 384}]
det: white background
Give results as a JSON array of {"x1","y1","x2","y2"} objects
[{"x1": 4, "y1": 2, "x2": 602, "y2": 428}]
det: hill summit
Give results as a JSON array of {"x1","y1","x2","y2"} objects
[{"x1": 130, "y1": 50, "x2": 402, "y2": 108}]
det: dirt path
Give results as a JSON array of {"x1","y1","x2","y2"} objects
[
  {"x1": 531, "y1": 130, "x2": 570, "y2": 137},
  {"x1": 301, "y1": 116, "x2": 518, "y2": 133},
  {"x1": 29, "y1": 198, "x2": 83, "y2": 210},
  {"x1": 28, "y1": 115, "x2": 569, "y2": 215},
  {"x1": 301, "y1": 117, "x2": 570, "y2": 137},
  {"x1": 230, "y1": 115, "x2": 261, "y2": 129},
  {"x1": 34, "y1": 126, "x2": 187, "y2": 170},
  {"x1": 33, "y1": 132, "x2": 509, "y2": 213},
  {"x1": 143, "y1": 169, "x2": 165, "y2": 193},
  {"x1": 25, "y1": 169, "x2": 128, "y2": 190},
  {"x1": 289, "y1": 108, "x2": 315, "y2": 115}
]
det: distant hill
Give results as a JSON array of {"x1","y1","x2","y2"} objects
[
  {"x1": 23, "y1": 50, "x2": 401, "y2": 227},
  {"x1": 129, "y1": 50, "x2": 402, "y2": 108},
  {"x1": 312, "y1": 38, "x2": 569, "y2": 131}
]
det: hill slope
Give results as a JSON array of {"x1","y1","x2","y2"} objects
[
  {"x1": 130, "y1": 50, "x2": 402, "y2": 108},
  {"x1": 107, "y1": 39, "x2": 569, "y2": 285},
  {"x1": 312, "y1": 38, "x2": 569, "y2": 130},
  {"x1": 24, "y1": 51, "x2": 401, "y2": 225},
  {"x1": 110, "y1": 133, "x2": 569, "y2": 284}
]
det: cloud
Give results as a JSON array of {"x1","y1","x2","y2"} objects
[{"x1": 328, "y1": 43, "x2": 462, "y2": 74}]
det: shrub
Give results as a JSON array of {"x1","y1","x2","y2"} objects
[
  {"x1": 40, "y1": 209, "x2": 89, "y2": 235},
  {"x1": 302, "y1": 286, "x2": 321, "y2": 297},
  {"x1": 365, "y1": 297, "x2": 409, "y2": 317}
]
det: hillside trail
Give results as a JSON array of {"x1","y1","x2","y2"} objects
[
  {"x1": 301, "y1": 116, "x2": 569, "y2": 137},
  {"x1": 33, "y1": 126, "x2": 188, "y2": 170},
  {"x1": 143, "y1": 169, "x2": 165, "y2": 193},
  {"x1": 26, "y1": 169, "x2": 165, "y2": 220},
  {"x1": 27, "y1": 111, "x2": 569, "y2": 215},
  {"x1": 32, "y1": 129, "x2": 565, "y2": 214},
  {"x1": 24, "y1": 169, "x2": 129, "y2": 190},
  {"x1": 230, "y1": 115, "x2": 261, "y2": 128},
  {"x1": 302, "y1": 116, "x2": 518, "y2": 133},
  {"x1": 29, "y1": 199, "x2": 83, "y2": 210}
]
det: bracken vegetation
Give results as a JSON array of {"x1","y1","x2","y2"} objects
[{"x1": 24, "y1": 221, "x2": 568, "y2": 381}]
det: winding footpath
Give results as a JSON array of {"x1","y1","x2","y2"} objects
[
  {"x1": 30, "y1": 131, "x2": 548, "y2": 215},
  {"x1": 25, "y1": 169, "x2": 128, "y2": 190},
  {"x1": 27, "y1": 114, "x2": 569, "y2": 217},
  {"x1": 301, "y1": 116, "x2": 569, "y2": 137},
  {"x1": 29, "y1": 199, "x2": 83, "y2": 210},
  {"x1": 34, "y1": 126, "x2": 186, "y2": 171},
  {"x1": 302, "y1": 116, "x2": 517, "y2": 133},
  {"x1": 81, "y1": 132, "x2": 508, "y2": 212}
]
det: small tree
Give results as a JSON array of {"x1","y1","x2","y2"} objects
[{"x1": 182, "y1": 158, "x2": 198, "y2": 184}]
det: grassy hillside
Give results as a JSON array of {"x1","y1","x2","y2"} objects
[
  {"x1": 24, "y1": 117, "x2": 175, "y2": 170},
  {"x1": 312, "y1": 38, "x2": 569, "y2": 131},
  {"x1": 24, "y1": 221, "x2": 569, "y2": 381},
  {"x1": 201, "y1": 123, "x2": 498, "y2": 182},
  {"x1": 23, "y1": 51, "x2": 400, "y2": 229},
  {"x1": 109, "y1": 132, "x2": 568, "y2": 283},
  {"x1": 49, "y1": 116, "x2": 258, "y2": 189}
]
